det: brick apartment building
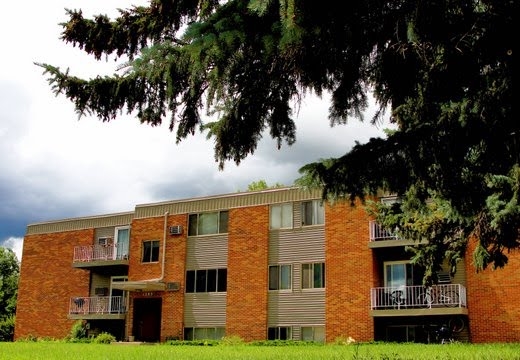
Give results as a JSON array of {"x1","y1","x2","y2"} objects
[{"x1": 14, "y1": 187, "x2": 520, "y2": 343}]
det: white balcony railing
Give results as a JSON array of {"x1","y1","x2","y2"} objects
[
  {"x1": 369, "y1": 220, "x2": 399, "y2": 241},
  {"x1": 69, "y1": 296, "x2": 126, "y2": 315},
  {"x1": 73, "y1": 244, "x2": 129, "y2": 262},
  {"x1": 370, "y1": 284, "x2": 467, "y2": 310}
]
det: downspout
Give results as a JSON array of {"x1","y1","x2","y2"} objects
[
  {"x1": 127, "y1": 212, "x2": 168, "y2": 341},
  {"x1": 144, "y1": 211, "x2": 168, "y2": 283}
]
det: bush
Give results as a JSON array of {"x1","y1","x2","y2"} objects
[
  {"x1": 93, "y1": 332, "x2": 116, "y2": 344},
  {"x1": 221, "y1": 335, "x2": 245, "y2": 345},
  {"x1": 0, "y1": 315, "x2": 15, "y2": 341},
  {"x1": 251, "y1": 340, "x2": 311, "y2": 346},
  {"x1": 67, "y1": 320, "x2": 87, "y2": 342},
  {"x1": 333, "y1": 336, "x2": 356, "y2": 345},
  {"x1": 166, "y1": 340, "x2": 220, "y2": 346}
]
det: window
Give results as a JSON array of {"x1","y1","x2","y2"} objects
[
  {"x1": 384, "y1": 261, "x2": 419, "y2": 288},
  {"x1": 270, "y1": 203, "x2": 293, "y2": 229},
  {"x1": 302, "y1": 326, "x2": 325, "y2": 342},
  {"x1": 269, "y1": 265, "x2": 291, "y2": 290},
  {"x1": 268, "y1": 326, "x2": 292, "y2": 340},
  {"x1": 301, "y1": 200, "x2": 324, "y2": 226},
  {"x1": 142, "y1": 240, "x2": 160, "y2": 263},
  {"x1": 302, "y1": 263, "x2": 325, "y2": 289},
  {"x1": 184, "y1": 327, "x2": 225, "y2": 340},
  {"x1": 186, "y1": 268, "x2": 227, "y2": 293},
  {"x1": 188, "y1": 211, "x2": 228, "y2": 236}
]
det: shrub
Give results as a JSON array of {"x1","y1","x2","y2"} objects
[
  {"x1": 166, "y1": 340, "x2": 219, "y2": 346},
  {"x1": 0, "y1": 315, "x2": 16, "y2": 341},
  {"x1": 93, "y1": 332, "x2": 116, "y2": 344},
  {"x1": 251, "y1": 340, "x2": 310, "y2": 346},
  {"x1": 221, "y1": 335, "x2": 245, "y2": 345},
  {"x1": 333, "y1": 336, "x2": 356, "y2": 345},
  {"x1": 67, "y1": 320, "x2": 87, "y2": 342},
  {"x1": 17, "y1": 334, "x2": 38, "y2": 342}
]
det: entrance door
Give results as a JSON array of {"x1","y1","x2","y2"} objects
[{"x1": 133, "y1": 298, "x2": 162, "y2": 342}]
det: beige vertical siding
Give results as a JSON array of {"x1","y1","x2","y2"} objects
[
  {"x1": 95, "y1": 227, "x2": 114, "y2": 240},
  {"x1": 90, "y1": 273, "x2": 110, "y2": 296},
  {"x1": 267, "y1": 290, "x2": 326, "y2": 325},
  {"x1": 26, "y1": 213, "x2": 133, "y2": 235},
  {"x1": 184, "y1": 293, "x2": 227, "y2": 327},
  {"x1": 135, "y1": 188, "x2": 323, "y2": 218},
  {"x1": 269, "y1": 228, "x2": 325, "y2": 263},
  {"x1": 184, "y1": 234, "x2": 228, "y2": 327},
  {"x1": 186, "y1": 234, "x2": 228, "y2": 269},
  {"x1": 453, "y1": 259, "x2": 467, "y2": 287},
  {"x1": 268, "y1": 200, "x2": 326, "y2": 328}
]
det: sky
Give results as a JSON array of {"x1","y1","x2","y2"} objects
[{"x1": 0, "y1": 1, "x2": 394, "y2": 262}]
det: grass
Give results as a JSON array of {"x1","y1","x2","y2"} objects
[{"x1": 1, "y1": 341, "x2": 520, "y2": 360}]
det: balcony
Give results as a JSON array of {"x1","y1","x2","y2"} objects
[
  {"x1": 72, "y1": 244, "x2": 129, "y2": 268},
  {"x1": 368, "y1": 221, "x2": 427, "y2": 248},
  {"x1": 68, "y1": 296, "x2": 127, "y2": 320},
  {"x1": 370, "y1": 284, "x2": 468, "y2": 317}
]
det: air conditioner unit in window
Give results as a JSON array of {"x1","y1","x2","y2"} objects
[
  {"x1": 95, "y1": 287, "x2": 108, "y2": 296},
  {"x1": 166, "y1": 282, "x2": 181, "y2": 291},
  {"x1": 169, "y1": 225, "x2": 183, "y2": 235}
]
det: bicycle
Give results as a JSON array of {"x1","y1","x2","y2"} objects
[
  {"x1": 418, "y1": 285, "x2": 460, "y2": 308},
  {"x1": 390, "y1": 289, "x2": 406, "y2": 308},
  {"x1": 448, "y1": 316, "x2": 465, "y2": 333},
  {"x1": 424, "y1": 322, "x2": 459, "y2": 344}
]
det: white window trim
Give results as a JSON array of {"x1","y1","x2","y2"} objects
[
  {"x1": 301, "y1": 262, "x2": 326, "y2": 290},
  {"x1": 301, "y1": 200, "x2": 325, "y2": 226},
  {"x1": 270, "y1": 203, "x2": 293, "y2": 230},
  {"x1": 268, "y1": 264, "x2": 293, "y2": 291}
]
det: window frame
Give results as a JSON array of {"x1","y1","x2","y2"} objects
[
  {"x1": 268, "y1": 264, "x2": 292, "y2": 291},
  {"x1": 301, "y1": 262, "x2": 326, "y2": 289},
  {"x1": 184, "y1": 327, "x2": 225, "y2": 340},
  {"x1": 141, "y1": 240, "x2": 160, "y2": 263},
  {"x1": 185, "y1": 268, "x2": 227, "y2": 293},
  {"x1": 114, "y1": 225, "x2": 130, "y2": 259},
  {"x1": 267, "y1": 326, "x2": 292, "y2": 340},
  {"x1": 301, "y1": 326, "x2": 325, "y2": 342},
  {"x1": 188, "y1": 211, "x2": 229, "y2": 236},
  {"x1": 384, "y1": 260, "x2": 417, "y2": 288},
  {"x1": 301, "y1": 200, "x2": 325, "y2": 226},
  {"x1": 270, "y1": 203, "x2": 293, "y2": 229}
]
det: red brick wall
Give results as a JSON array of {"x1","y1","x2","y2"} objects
[
  {"x1": 128, "y1": 214, "x2": 187, "y2": 341},
  {"x1": 124, "y1": 216, "x2": 163, "y2": 340},
  {"x1": 226, "y1": 205, "x2": 269, "y2": 341},
  {"x1": 128, "y1": 217, "x2": 165, "y2": 281},
  {"x1": 325, "y1": 200, "x2": 374, "y2": 342},
  {"x1": 14, "y1": 230, "x2": 93, "y2": 340},
  {"x1": 161, "y1": 214, "x2": 187, "y2": 340},
  {"x1": 465, "y1": 239, "x2": 520, "y2": 342}
]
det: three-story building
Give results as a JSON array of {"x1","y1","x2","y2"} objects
[{"x1": 14, "y1": 187, "x2": 520, "y2": 342}]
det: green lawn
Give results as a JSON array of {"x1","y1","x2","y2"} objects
[{"x1": 1, "y1": 342, "x2": 519, "y2": 360}]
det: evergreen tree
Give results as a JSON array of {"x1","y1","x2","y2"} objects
[{"x1": 36, "y1": 0, "x2": 516, "y2": 279}]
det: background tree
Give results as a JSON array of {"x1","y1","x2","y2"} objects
[
  {"x1": 0, "y1": 247, "x2": 19, "y2": 341},
  {"x1": 37, "y1": 0, "x2": 516, "y2": 280},
  {"x1": 246, "y1": 180, "x2": 284, "y2": 191}
]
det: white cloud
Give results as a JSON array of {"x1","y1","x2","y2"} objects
[
  {"x1": 0, "y1": 0, "x2": 395, "y2": 253},
  {"x1": 3, "y1": 237, "x2": 23, "y2": 262}
]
